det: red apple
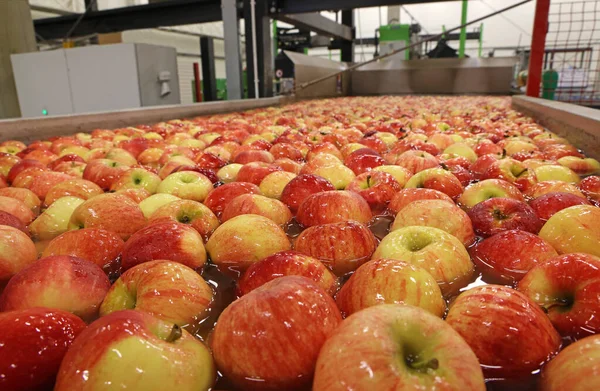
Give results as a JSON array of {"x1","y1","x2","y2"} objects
[
  {"x1": 203, "y1": 181, "x2": 261, "y2": 217},
  {"x1": 469, "y1": 230, "x2": 558, "y2": 284},
  {"x1": 0, "y1": 225, "x2": 37, "y2": 282},
  {"x1": 388, "y1": 188, "x2": 453, "y2": 214},
  {"x1": 6, "y1": 159, "x2": 46, "y2": 184},
  {"x1": 343, "y1": 148, "x2": 385, "y2": 175},
  {"x1": 313, "y1": 304, "x2": 485, "y2": 391},
  {"x1": 446, "y1": 285, "x2": 561, "y2": 379},
  {"x1": 457, "y1": 178, "x2": 524, "y2": 210},
  {"x1": 335, "y1": 259, "x2": 446, "y2": 317},
  {"x1": 0, "y1": 195, "x2": 35, "y2": 224},
  {"x1": 579, "y1": 175, "x2": 600, "y2": 205},
  {"x1": 518, "y1": 253, "x2": 600, "y2": 338},
  {"x1": 0, "y1": 308, "x2": 86, "y2": 391},
  {"x1": 280, "y1": 174, "x2": 336, "y2": 213},
  {"x1": 221, "y1": 193, "x2": 292, "y2": 226},
  {"x1": 468, "y1": 197, "x2": 542, "y2": 237},
  {"x1": 296, "y1": 190, "x2": 372, "y2": 227},
  {"x1": 391, "y1": 150, "x2": 439, "y2": 174},
  {"x1": 404, "y1": 167, "x2": 464, "y2": 199},
  {"x1": 69, "y1": 193, "x2": 147, "y2": 240},
  {"x1": 43, "y1": 178, "x2": 103, "y2": 207},
  {"x1": 539, "y1": 334, "x2": 600, "y2": 391},
  {"x1": 538, "y1": 204, "x2": 600, "y2": 256},
  {"x1": 345, "y1": 171, "x2": 401, "y2": 210},
  {"x1": 529, "y1": 191, "x2": 591, "y2": 221},
  {"x1": 121, "y1": 221, "x2": 207, "y2": 271},
  {"x1": 82, "y1": 158, "x2": 130, "y2": 190},
  {"x1": 237, "y1": 250, "x2": 338, "y2": 296},
  {"x1": 482, "y1": 158, "x2": 537, "y2": 192},
  {"x1": 55, "y1": 310, "x2": 216, "y2": 390},
  {"x1": 235, "y1": 162, "x2": 282, "y2": 185},
  {"x1": 149, "y1": 199, "x2": 220, "y2": 242},
  {"x1": 212, "y1": 276, "x2": 342, "y2": 391},
  {"x1": 100, "y1": 260, "x2": 214, "y2": 326},
  {"x1": 294, "y1": 220, "x2": 377, "y2": 276},
  {"x1": 528, "y1": 180, "x2": 587, "y2": 199},
  {"x1": 0, "y1": 255, "x2": 110, "y2": 322},
  {"x1": 42, "y1": 228, "x2": 124, "y2": 271},
  {"x1": 0, "y1": 210, "x2": 28, "y2": 234},
  {"x1": 0, "y1": 187, "x2": 41, "y2": 215}
]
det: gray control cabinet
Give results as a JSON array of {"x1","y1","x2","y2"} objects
[{"x1": 11, "y1": 43, "x2": 180, "y2": 118}]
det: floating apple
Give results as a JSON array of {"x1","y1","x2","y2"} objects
[
  {"x1": 468, "y1": 197, "x2": 542, "y2": 237},
  {"x1": 539, "y1": 204, "x2": 600, "y2": 256}
]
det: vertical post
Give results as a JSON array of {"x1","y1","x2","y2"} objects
[
  {"x1": 272, "y1": 20, "x2": 278, "y2": 59},
  {"x1": 341, "y1": 10, "x2": 355, "y2": 63},
  {"x1": 527, "y1": 0, "x2": 551, "y2": 98},
  {"x1": 458, "y1": 0, "x2": 468, "y2": 58},
  {"x1": 193, "y1": 62, "x2": 202, "y2": 103},
  {"x1": 478, "y1": 23, "x2": 484, "y2": 58},
  {"x1": 0, "y1": 0, "x2": 37, "y2": 119},
  {"x1": 387, "y1": 6, "x2": 400, "y2": 24},
  {"x1": 244, "y1": 0, "x2": 273, "y2": 98},
  {"x1": 221, "y1": 0, "x2": 243, "y2": 100},
  {"x1": 200, "y1": 37, "x2": 217, "y2": 102}
]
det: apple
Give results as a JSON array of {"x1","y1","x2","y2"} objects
[
  {"x1": 391, "y1": 199, "x2": 475, "y2": 246},
  {"x1": 404, "y1": 167, "x2": 464, "y2": 199},
  {"x1": 237, "y1": 250, "x2": 338, "y2": 296},
  {"x1": 313, "y1": 304, "x2": 485, "y2": 391},
  {"x1": 579, "y1": 175, "x2": 600, "y2": 204},
  {"x1": 0, "y1": 308, "x2": 86, "y2": 391},
  {"x1": 529, "y1": 191, "x2": 591, "y2": 221},
  {"x1": 274, "y1": 157, "x2": 302, "y2": 174},
  {"x1": 0, "y1": 255, "x2": 110, "y2": 322},
  {"x1": 100, "y1": 260, "x2": 213, "y2": 326},
  {"x1": 171, "y1": 165, "x2": 219, "y2": 184},
  {"x1": 336, "y1": 259, "x2": 446, "y2": 317},
  {"x1": 137, "y1": 147, "x2": 165, "y2": 169},
  {"x1": 221, "y1": 194, "x2": 292, "y2": 226},
  {"x1": 6, "y1": 159, "x2": 45, "y2": 184},
  {"x1": 388, "y1": 188, "x2": 453, "y2": 214},
  {"x1": 517, "y1": 253, "x2": 600, "y2": 338},
  {"x1": 156, "y1": 171, "x2": 213, "y2": 202},
  {"x1": 527, "y1": 180, "x2": 587, "y2": 199},
  {"x1": 194, "y1": 151, "x2": 228, "y2": 171},
  {"x1": 139, "y1": 193, "x2": 180, "y2": 218},
  {"x1": 371, "y1": 164, "x2": 412, "y2": 187},
  {"x1": 212, "y1": 276, "x2": 342, "y2": 391},
  {"x1": 203, "y1": 181, "x2": 262, "y2": 217},
  {"x1": 13, "y1": 170, "x2": 73, "y2": 202},
  {"x1": 482, "y1": 158, "x2": 537, "y2": 192},
  {"x1": 121, "y1": 221, "x2": 207, "y2": 271},
  {"x1": 469, "y1": 154, "x2": 500, "y2": 179},
  {"x1": 48, "y1": 154, "x2": 85, "y2": 170},
  {"x1": 0, "y1": 225, "x2": 37, "y2": 282},
  {"x1": 539, "y1": 334, "x2": 600, "y2": 391},
  {"x1": 0, "y1": 210, "x2": 28, "y2": 234},
  {"x1": 539, "y1": 205, "x2": 600, "y2": 256},
  {"x1": 43, "y1": 178, "x2": 103, "y2": 207},
  {"x1": 296, "y1": 190, "x2": 372, "y2": 227},
  {"x1": 82, "y1": 158, "x2": 130, "y2": 190},
  {"x1": 258, "y1": 171, "x2": 296, "y2": 200},
  {"x1": 206, "y1": 214, "x2": 291, "y2": 275},
  {"x1": 558, "y1": 156, "x2": 600, "y2": 175},
  {"x1": 54, "y1": 310, "x2": 216, "y2": 391},
  {"x1": 304, "y1": 161, "x2": 356, "y2": 190},
  {"x1": 235, "y1": 162, "x2": 282, "y2": 186},
  {"x1": 294, "y1": 220, "x2": 378, "y2": 276},
  {"x1": 389, "y1": 150, "x2": 439, "y2": 174},
  {"x1": 0, "y1": 154, "x2": 21, "y2": 178},
  {"x1": 346, "y1": 171, "x2": 401, "y2": 211},
  {"x1": 233, "y1": 150, "x2": 274, "y2": 164},
  {"x1": 216, "y1": 163, "x2": 243, "y2": 183},
  {"x1": 0, "y1": 195, "x2": 35, "y2": 224},
  {"x1": 343, "y1": 148, "x2": 385, "y2": 175},
  {"x1": 372, "y1": 225, "x2": 473, "y2": 295},
  {"x1": 468, "y1": 197, "x2": 542, "y2": 237},
  {"x1": 443, "y1": 142, "x2": 478, "y2": 162},
  {"x1": 280, "y1": 174, "x2": 336, "y2": 213},
  {"x1": 446, "y1": 285, "x2": 561, "y2": 379},
  {"x1": 270, "y1": 143, "x2": 304, "y2": 161},
  {"x1": 110, "y1": 167, "x2": 162, "y2": 193},
  {"x1": 470, "y1": 230, "x2": 558, "y2": 284},
  {"x1": 42, "y1": 228, "x2": 124, "y2": 271},
  {"x1": 457, "y1": 178, "x2": 524, "y2": 210},
  {"x1": 149, "y1": 199, "x2": 219, "y2": 242},
  {"x1": 0, "y1": 187, "x2": 42, "y2": 214},
  {"x1": 69, "y1": 193, "x2": 147, "y2": 240},
  {"x1": 534, "y1": 164, "x2": 581, "y2": 184},
  {"x1": 29, "y1": 196, "x2": 84, "y2": 241}
]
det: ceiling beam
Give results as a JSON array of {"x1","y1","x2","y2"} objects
[
  {"x1": 268, "y1": 0, "x2": 456, "y2": 14},
  {"x1": 274, "y1": 12, "x2": 352, "y2": 40}
]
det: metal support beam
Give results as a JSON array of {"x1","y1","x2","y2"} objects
[
  {"x1": 222, "y1": 0, "x2": 243, "y2": 100},
  {"x1": 269, "y1": 0, "x2": 455, "y2": 14},
  {"x1": 275, "y1": 13, "x2": 352, "y2": 40},
  {"x1": 458, "y1": 0, "x2": 468, "y2": 58},
  {"x1": 84, "y1": 0, "x2": 98, "y2": 11},
  {"x1": 244, "y1": 0, "x2": 273, "y2": 98},
  {"x1": 340, "y1": 10, "x2": 355, "y2": 63},
  {"x1": 527, "y1": 0, "x2": 550, "y2": 98},
  {"x1": 200, "y1": 37, "x2": 217, "y2": 102},
  {"x1": 34, "y1": 0, "x2": 227, "y2": 40}
]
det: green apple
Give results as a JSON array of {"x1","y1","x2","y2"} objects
[
  {"x1": 139, "y1": 194, "x2": 181, "y2": 219},
  {"x1": 29, "y1": 196, "x2": 84, "y2": 241},
  {"x1": 110, "y1": 167, "x2": 162, "y2": 194},
  {"x1": 534, "y1": 165, "x2": 581, "y2": 184},
  {"x1": 539, "y1": 205, "x2": 600, "y2": 256},
  {"x1": 157, "y1": 171, "x2": 213, "y2": 202},
  {"x1": 457, "y1": 178, "x2": 524, "y2": 210},
  {"x1": 216, "y1": 163, "x2": 243, "y2": 183},
  {"x1": 259, "y1": 171, "x2": 297, "y2": 199}
]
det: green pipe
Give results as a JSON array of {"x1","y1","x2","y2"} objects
[
  {"x1": 478, "y1": 23, "x2": 484, "y2": 57},
  {"x1": 458, "y1": 0, "x2": 468, "y2": 58}
]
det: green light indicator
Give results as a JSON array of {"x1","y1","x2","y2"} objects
[{"x1": 42, "y1": 109, "x2": 48, "y2": 116}]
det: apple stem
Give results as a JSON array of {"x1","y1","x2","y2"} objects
[
  {"x1": 366, "y1": 175, "x2": 372, "y2": 187},
  {"x1": 406, "y1": 356, "x2": 439, "y2": 372},
  {"x1": 165, "y1": 324, "x2": 182, "y2": 343},
  {"x1": 515, "y1": 168, "x2": 528, "y2": 177}
]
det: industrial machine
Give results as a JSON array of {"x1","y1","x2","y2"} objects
[{"x1": 11, "y1": 43, "x2": 180, "y2": 118}]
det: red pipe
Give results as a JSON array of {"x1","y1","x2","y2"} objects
[
  {"x1": 193, "y1": 62, "x2": 202, "y2": 103},
  {"x1": 526, "y1": 0, "x2": 551, "y2": 98}
]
